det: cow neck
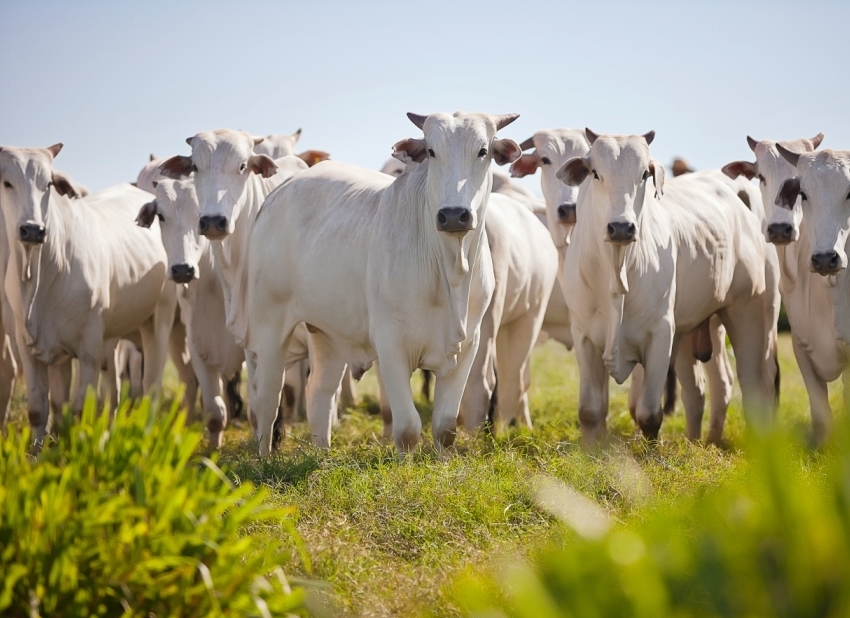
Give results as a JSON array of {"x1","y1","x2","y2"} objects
[
  {"x1": 383, "y1": 162, "x2": 490, "y2": 351},
  {"x1": 214, "y1": 173, "x2": 271, "y2": 345},
  {"x1": 9, "y1": 193, "x2": 76, "y2": 350}
]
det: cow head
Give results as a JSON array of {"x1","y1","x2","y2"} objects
[
  {"x1": 557, "y1": 129, "x2": 662, "y2": 247},
  {"x1": 722, "y1": 134, "x2": 823, "y2": 245},
  {"x1": 510, "y1": 128, "x2": 591, "y2": 248},
  {"x1": 773, "y1": 147, "x2": 850, "y2": 276},
  {"x1": 160, "y1": 129, "x2": 278, "y2": 240},
  {"x1": 252, "y1": 128, "x2": 301, "y2": 159},
  {"x1": 394, "y1": 111, "x2": 521, "y2": 239},
  {"x1": 0, "y1": 144, "x2": 79, "y2": 247},
  {"x1": 136, "y1": 179, "x2": 205, "y2": 283}
]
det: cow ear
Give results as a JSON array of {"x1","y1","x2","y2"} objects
[
  {"x1": 292, "y1": 128, "x2": 302, "y2": 143},
  {"x1": 776, "y1": 177, "x2": 801, "y2": 210},
  {"x1": 136, "y1": 200, "x2": 158, "y2": 228},
  {"x1": 51, "y1": 171, "x2": 79, "y2": 198},
  {"x1": 556, "y1": 157, "x2": 591, "y2": 186},
  {"x1": 159, "y1": 155, "x2": 194, "y2": 179},
  {"x1": 297, "y1": 150, "x2": 330, "y2": 167},
  {"x1": 721, "y1": 160, "x2": 756, "y2": 181},
  {"x1": 649, "y1": 159, "x2": 665, "y2": 198},
  {"x1": 510, "y1": 152, "x2": 542, "y2": 178},
  {"x1": 492, "y1": 138, "x2": 522, "y2": 166},
  {"x1": 392, "y1": 138, "x2": 427, "y2": 164},
  {"x1": 248, "y1": 154, "x2": 278, "y2": 178}
]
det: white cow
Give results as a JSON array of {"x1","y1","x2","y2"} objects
[
  {"x1": 159, "y1": 131, "x2": 314, "y2": 446},
  {"x1": 558, "y1": 130, "x2": 777, "y2": 443},
  {"x1": 0, "y1": 144, "x2": 177, "y2": 443},
  {"x1": 136, "y1": 178, "x2": 246, "y2": 447},
  {"x1": 753, "y1": 140, "x2": 849, "y2": 443},
  {"x1": 244, "y1": 111, "x2": 521, "y2": 455},
  {"x1": 458, "y1": 191, "x2": 557, "y2": 429}
]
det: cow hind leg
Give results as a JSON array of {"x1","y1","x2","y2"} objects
[
  {"x1": 47, "y1": 359, "x2": 73, "y2": 425},
  {"x1": 674, "y1": 343, "x2": 706, "y2": 441},
  {"x1": 225, "y1": 373, "x2": 244, "y2": 420},
  {"x1": 704, "y1": 320, "x2": 734, "y2": 445},
  {"x1": 458, "y1": 304, "x2": 497, "y2": 432},
  {"x1": 373, "y1": 362, "x2": 394, "y2": 438},
  {"x1": 495, "y1": 316, "x2": 539, "y2": 429},
  {"x1": 719, "y1": 300, "x2": 776, "y2": 436},
  {"x1": 305, "y1": 331, "x2": 347, "y2": 449}
]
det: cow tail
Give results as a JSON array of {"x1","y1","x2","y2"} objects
[
  {"x1": 663, "y1": 365, "x2": 677, "y2": 416},
  {"x1": 774, "y1": 353, "x2": 781, "y2": 409}
]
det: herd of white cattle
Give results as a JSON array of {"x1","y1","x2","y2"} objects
[{"x1": 0, "y1": 111, "x2": 848, "y2": 456}]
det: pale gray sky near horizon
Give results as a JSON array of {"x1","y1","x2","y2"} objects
[{"x1": 1, "y1": 0, "x2": 847, "y2": 195}]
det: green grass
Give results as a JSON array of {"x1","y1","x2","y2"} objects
[{"x1": 3, "y1": 334, "x2": 844, "y2": 617}]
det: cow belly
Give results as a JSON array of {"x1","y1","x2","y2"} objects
[{"x1": 103, "y1": 266, "x2": 167, "y2": 339}]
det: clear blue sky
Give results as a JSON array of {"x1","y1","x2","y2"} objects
[{"x1": 1, "y1": 0, "x2": 847, "y2": 194}]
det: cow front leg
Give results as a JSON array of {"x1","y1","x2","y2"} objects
[
  {"x1": 574, "y1": 331, "x2": 609, "y2": 446},
  {"x1": 189, "y1": 346, "x2": 227, "y2": 449},
  {"x1": 433, "y1": 329, "x2": 483, "y2": 450},
  {"x1": 374, "y1": 343, "x2": 419, "y2": 454},
  {"x1": 17, "y1": 332, "x2": 50, "y2": 446},
  {"x1": 674, "y1": 342, "x2": 706, "y2": 441},
  {"x1": 47, "y1": 359, "x2": 73, "y2": 423},
  {"x1": 305, "y1": 331, "x2": 347, "y2": 449},
  {"x1": 169, "y1": 318, "x2": 199, "y2": 419},
  {"x1": 0, "y1": 330, "x2": 16, "y2": 432},
  {"x1": 373, "y1": 362, "x2": 394, "y2": 438},
  {"x1": 458, "y1": 302, "x2": 497, "y2": 432},
  {"x1": 140, "y1": 285, "x2": 179, "y2": 398},
  {"x1": 494, "y1": 315, "x2": 541, "y2": 429},
  {"x1": 793, "y1": 337, "x2": 831, "y2": 446}
]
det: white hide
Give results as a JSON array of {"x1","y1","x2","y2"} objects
[
  {"x1": 560, "y1": 132, "x2": 777, "y2": 443},
  {"x1": 459, "y1": 192, "x2": 558, "y2": 430},
  {"x1": 723, "y1": 135, "x2": 839, "y2": 443},
  {"x1": 768, "y1": 145, "x2": 850, "y2": 443},
  {"x1": 0, "y1": 145, "x2": 176, "y2": 443},
  {"x1": 245, "y1": 111, "x2": 520, "y2": 455}
]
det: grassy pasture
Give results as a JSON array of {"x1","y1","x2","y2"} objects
[{"x1": 3, "y1": 333, "x2": 844, "y2": 617}]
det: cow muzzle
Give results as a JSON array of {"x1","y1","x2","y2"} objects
[
  {"x1": 198, "y1": 215, "x2": 229, "y2": 239},
  {"x1": 171, "y1": 263, "x2": 196, "y2": 283},
  {"x1": 557, "y1": 203, "x2": 577, "y2": 225},
  {"x1": 19, "y1": 224, "x2": 46, "y2": 244},
  {"x1": 606, "y1": 221, "x2": 636, "y2": 244},
  {"x1": 767, "y1": 222, "x2": 794, "y2": 245},
  {"x1": 436, "y1": 207, "x2": 473, "y2": 233},
  {"x1": 811, "y1": 251, "x2": 843, "y2": 276}
]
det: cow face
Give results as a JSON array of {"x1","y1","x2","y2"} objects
[
  {"x1": 557, "y1": 130, "x2": 662, "y2": 246},
  {"x1": 0, "y1": 144, "x2": 78, "y2": 247},
  {"x1": 160, "y1": 129, "x2": 278, "y2": 240},
  {"x1": 395, "y1": 111, "x2": 521, "y2": 238},
  {"x1": 510, "y1": 129, "x2": 590, "y2": 246},
  {"x1": 252, "y1": 128, "x2": 301, "y2": 159},
  {"x1": 774, "y1": 148, "x2": 850, "y2": 276},
  {"x1": 722, "y1": 134, "x2": 822, "y2": 245},
  {"x1": 136, "y1": 179, "x2": 205, "y2": 283}
]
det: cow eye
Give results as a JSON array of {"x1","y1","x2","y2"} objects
[
  {"x1": 428, "y1": 148, "x2": 435, "y2": 158},
  {"x1": 191, "y1": 163, "x2": 198, "y2": 173},
  {"x1": 2, "y1": 181, "x2": 10, "y2": 189},
  {"x1": 800, "y1": 192, "x2": 808, "y2": 201},
  {"x1": 156, "y1": 213, "x2": 164, "y2": 222},
  {"x1": 541, "y1": 157, "x2": 551, "y2": 165},
  {"x1": 478, "y1": 148, "x2": 487, "y2": 158},
  {"x1": 592, "y1": 170, "x2": 600, "y2": 180},
  {"x1": 642, "y1": 169, "x2": 649, "y2": 181},
  {"x1": 239, "y1": 162, "x2": 247, "y2": 172},
  {"x1": 757, "y1": 174, "x2": 765, "y2": 184}
]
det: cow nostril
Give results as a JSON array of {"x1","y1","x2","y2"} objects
[
  {"x1": 607, "y1": 223, "x2": 615, "y2": 238},
  {"x1": 627, "y1": 223, "x2": 636, "y2": 238},
  {"x1": 459, "y1": 211, "x2": 469, "y2": 225},
  {"x1": 216, "y1": 218, "x2": 227, "y2": 231},
  {"x1": 199, "y1": 219, "x2": 208, "y2": 233},
  {"x1": 438, "y1": 212, "x2": 447, "y2": 226}
]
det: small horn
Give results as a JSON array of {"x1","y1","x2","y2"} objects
[
  {"x1": 519, "y1": 137, "x2": 536, "y2": 151},
  {"x1": 494, "y1": 113, "x2": 520, "y2": 130},
  {"x1": 776, "y1": 143, "x2": 801, "y2": 168},
  {"x1": 185, "y1": 137, "x2": 194, "y2": 146},
  {"x1": 642, "y1": 130, "x2": 655, "y2": 145},
  {"x1": 407, "y1": 113, "x2": 428, "y2": 130},
  {"x1": 46, "y1": 143, "x2": 64, "y2": 158},
  {"x1": 149, "y1": 153, "x2": 156, "y2": 162},
  {"x1": 585, "y1": 128, "x2": 599, "y2": 145},
  {"x1": 809, "y1": 132, "x2": 824, "y2": 150},
  {"x1": 746, "y1": 136, "x2": 758, "y2": 152}
]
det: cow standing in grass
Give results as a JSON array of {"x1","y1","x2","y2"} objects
[
  {"x1": 558, "y1": 130, "x2": 777, "y2": 443},
  {"x1": 245, "y1": 111, "x2": 521, "y2": 455}
]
